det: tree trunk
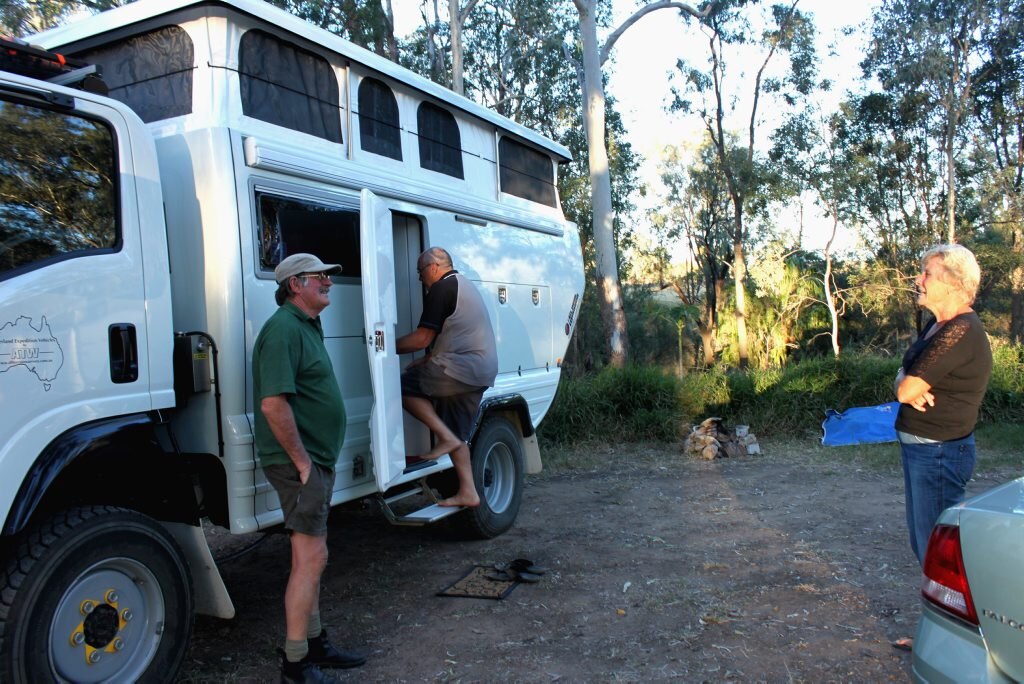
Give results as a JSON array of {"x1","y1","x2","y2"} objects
[
  {"x1": 577, "y1": 1, "x2": 629, "y2": 367},
  {"x1": 383, "y1": 0, "x2": 399, "y2": 62},
  {"x1": 823, "y1": 219, "x2": 840, "y2": 358},
  {"x1": 697, "y1": 323, "x2": 715, "y2": 369},
  {"x1": 731, "y1": 205, "x2": 749, "y2": 368},
  {"x1": 448, "y1": 0, "x2": 479, "y2": 96},
  {"x1": 1010, "y1": 270, "x2": 1024, "y2": 345},
  {"x1": 450, "y1": 0, "x2": 465, "y2": 95},
  {"x1": 945, "y1": 115, "x2": 956, "y2": 243},
  {"x1": 1012, "y1": 225, "x2": 1024, "y2": 344}
]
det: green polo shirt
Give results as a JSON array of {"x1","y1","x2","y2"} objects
[{"x1": 252, "y1": 301, "x2": 345, "y2": 469}]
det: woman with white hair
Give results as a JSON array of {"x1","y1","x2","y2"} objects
[{"x1": 894, "y1": 244, "x2": 993, "y2": 569}]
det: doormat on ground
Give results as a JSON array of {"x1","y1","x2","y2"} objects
[{"x1": 437, "y1": 565, "x2": 518, "y2": 600}]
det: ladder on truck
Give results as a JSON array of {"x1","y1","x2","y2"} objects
[{"x1": 376, "y1": 459, "x2": 465, "y2": 526}]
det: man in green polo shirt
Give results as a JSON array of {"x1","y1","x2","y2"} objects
[{"x1": 253, "y1": 253, "x2": 365, "y2": 683}]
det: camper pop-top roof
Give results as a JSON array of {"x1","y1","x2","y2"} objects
[{"x1": 31, "y1": 0, "x2": 571, "y2": 212}]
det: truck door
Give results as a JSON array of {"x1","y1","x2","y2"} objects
[
  {"x1": 0, "y1": 87, "x2": 161, "y2": 515},
  {"x1": 359, "y1": 189, "x2": 406, "y2": 489}
]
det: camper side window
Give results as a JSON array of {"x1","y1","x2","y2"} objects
[
  {"x1": 240, "y1": 30, "x2": 343, "y2": 144},
  {"x1": 357, "y1": 77, "x2": 402, "y2": 160},
  {"x1": 498, "y1": 137, "x2": 558, "y2": 208},
  {"x1": 417, "y1": 102, "x2": 463, "y2": 179},
  {"x1": 74, "y1": 26, "x2": 195, "y2": 123},
  {"x1": 256, "y1": 192, "x2": 360, "y2": 278},
  {"x1": 0, "y1": 99, "x2": 118, "y2": 279}
]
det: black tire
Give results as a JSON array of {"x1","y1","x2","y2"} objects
[
  {"x1": 446, "y1": 416, "x2": 525, "y2": 539},
  {"x1": 0, "y1": 506, "x2": 193, "y2": 684}
]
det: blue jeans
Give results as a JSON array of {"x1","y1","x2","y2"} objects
[{"x1": 899, "y1": 433, "x2": 976, "y2": 565}]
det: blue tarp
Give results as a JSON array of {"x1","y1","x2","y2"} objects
[{"x1": 821, "y1": 402, "x2": 900, "y2": 446}]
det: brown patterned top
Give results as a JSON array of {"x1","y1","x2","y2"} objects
[{"x1": 895, "y1": 312, "x2": 992, "y2": 441}]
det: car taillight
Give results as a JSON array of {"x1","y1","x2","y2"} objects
[{"x1": 921, "y1": 524, "x2": 979, "y2": 625}]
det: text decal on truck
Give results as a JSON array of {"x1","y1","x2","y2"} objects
[
  {"x1": 0, "y1": 315, "x2": 64, "y2": 391},
  {"x1": 565, "y1": 293, "x2": 580, "y2": 336}
]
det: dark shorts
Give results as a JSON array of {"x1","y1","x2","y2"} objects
[
  {"x1": 263, "y1": 461, "x2": 334, "y2": 536},
  {"x1": 401, "y1": 361, "x2": 485, "y2": 442}
]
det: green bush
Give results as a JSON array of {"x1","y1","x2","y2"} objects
[
  {"x1": 538, "y1": 348, "x2": 1024, "y2": 446},
  {"x1": 714, "y1": 354, "x2": 901, "y2": 436},
  {"x1": 676, "y1": 366, "x2": 730, "y2": 418},
  {"x1": 540, "y1": 366, "x2": 683, "y2": 443},
  {"x1": 983, "y1": 343, "x2": 1024, "y2": 423}
]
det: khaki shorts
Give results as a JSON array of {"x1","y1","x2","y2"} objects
[
  {"x1": 401, "y1": 362, "x2": 485, "y2": 442},
  {"x1": 263, "y1": 461, "x2": 334, "y2": 536}
]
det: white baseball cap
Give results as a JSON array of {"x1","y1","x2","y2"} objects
[{"x1": 274, "y1": 253, "x2": 342, "y2": 284}]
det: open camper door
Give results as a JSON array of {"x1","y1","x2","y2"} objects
[{"x1": 360, "y1": 189, "x2": 406, "y2": 490}]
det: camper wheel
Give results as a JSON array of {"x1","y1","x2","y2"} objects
[
  {"x1": 440, "y1": 416, "x2": 524, "y2": 539},
  {"x1": 0, "y1": 506, "x2": 193, "y2": 683}
]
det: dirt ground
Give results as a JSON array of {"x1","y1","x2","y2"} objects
[{"x1": 176, "y1": 437, "x2": 1017, "y2": 683}]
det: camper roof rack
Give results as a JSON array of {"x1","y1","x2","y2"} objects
[{"x1": 1, "y1": 36, "x2": 107, "y2": 93}]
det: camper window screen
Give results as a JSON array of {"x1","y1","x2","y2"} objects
[
  {"x1": 256, "y1": 192, "x2": 360, "y2": 278},
  {"x1": 240, "y1": 30, "x2": 342, "y2": 144},
  {"x1": 417, "y1": 102, "x2": 463, "y2": 179},
  {"x1": 357, "y1": 77, "x2": 402, "y2": 160},
  {"x1": 74, "y1": 26, "x2": 194, "y2": 123},
  {"x1": 499, "y1": 137, "x2": 557, "y2": 207},
  {"x1": 0, "y1": 99, "x2": 117, "y2": 278}
]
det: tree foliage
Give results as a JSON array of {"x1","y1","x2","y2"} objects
[
  {"x1": 670, "y1": 0, "x2": 819, "y2": 368},
  {"x1": 862, "y1": 0, "x2": 992, "y2": 243},
  {"x1": 265, "y1": 0, "x2": 398, "y2": 57},
  {"x1": 2, "y1": 0, "x2": 128, "y2": 35}
]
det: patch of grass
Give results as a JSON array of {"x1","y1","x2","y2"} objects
[
  {"x1": 976, "y1": 423, "x2": 1024, "y2": 471},
  {"x1": 537, "y1": 440, "x2": 677, "y2": 474},
  {"x1": 748, "y1": 427, "x2": 1019, "y2": 479},
  {"x1": 536, "y1": 443, "x2": 587, "y2": 473},
  {"x1": 835, "y1": 442, "x2": 901, "y2": 471},
  {"x1": 757, "y1": 436, "x2": 900, "y2": 473}
]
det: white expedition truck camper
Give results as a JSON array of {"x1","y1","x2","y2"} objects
[{"x1": 0, "y1": 0, "x2": 584, "y2": 680}]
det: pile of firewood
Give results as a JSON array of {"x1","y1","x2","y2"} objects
[{"x1": 683, "y1": 417, "x2": 761, "y2": 460}]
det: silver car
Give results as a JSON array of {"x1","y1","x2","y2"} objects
[{"x1": 913, "y1": 477, "x2": 1024, "y2": 683}]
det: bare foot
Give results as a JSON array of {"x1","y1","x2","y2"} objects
[
  {"x1": 891, "y1": 637, "x2": 913, "y2": 652},
  {"x1": 439, "y1": 491, "x2": 481, "y2": 508},
  {"x1": 416, "y1": 437, "x2": 463, "y2": 462}
]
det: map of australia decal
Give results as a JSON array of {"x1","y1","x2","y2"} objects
[{"x1": 0, "y1": 316, "x2": 64, "y2": 391}]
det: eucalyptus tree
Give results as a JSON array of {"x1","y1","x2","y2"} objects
[
  {"x1": 670, "y1": 0, "x2": 817, "y2": 368},
  {"x1": 428, "y1": 0, "x2": 640, "y2": 368},
  {"x1": 399, "y1": 0, "x2": 449, "y2": 83},
  {"x1": 562, "y1": 0, "x2": 715, "y2": 368},
  {"x1": 656, "y1": 139, "x2": 734, "y2": 365},
  {"x1": 972, "y1": 0, "x2": 1024, "y2": 342},
  {"x1": 826, "y1": 92, "x2": 946, "y2": 345},
  {"x1": 863, "y1": 0, "x2": 993, "y2": 244},
  {"x1": 771, "y1": 109, "x2": 861, "y2": 357},
  {"x1": 460, "y1": 0, "x2": 576, "y2": 127},
  {"x1": 835, "y1": 92, "x2": 942, "y2": 266},
  {"x1": 447, "y1": 0, "x2": 481, "y2": 94}
]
